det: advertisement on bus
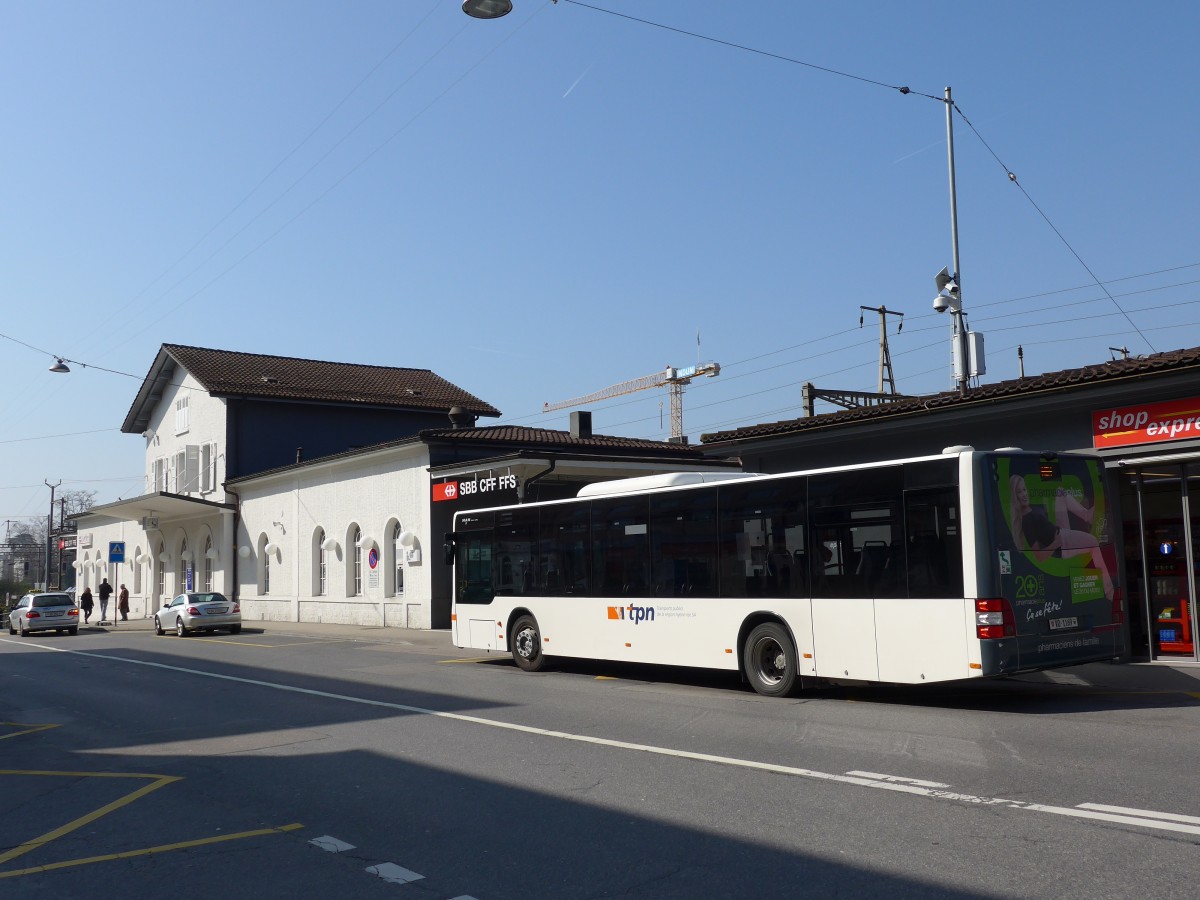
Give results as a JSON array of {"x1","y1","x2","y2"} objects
[{"x1": 988, "y1": 453, "x2": 1121, "y2": 668}]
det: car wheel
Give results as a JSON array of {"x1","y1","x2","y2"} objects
[
  {"x1": 69, "y1": 627, "x2": 78, "y2": 636},
  {"x1": 175, "y1": 618, "x2": 187, "y2": 637},
  {"x1": 743, "y1": 622, "x2": 800, "y2": 698},
  {"x1": 18, "y1": 620, "x2": 27, "y2": 637},
  {"x1": 510, "y1": 614, "x2": 547, "y2": 672},
  {"x1": 154, "y1": 616, "x2": 164, "y2": 636},
  {"x1": 229, "y1": 624, "x2": 242, "y2": 635},
  {"x1": 7, "y1": 621, "x2": 14, "y2": 635}
]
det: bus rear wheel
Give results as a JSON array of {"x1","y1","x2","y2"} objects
[
  {"x1": 511, "y1": 614, "x2": 547, "y2": 672},
  {"x1": 744, "y1": 622, "x2": 799, "y2": 697}
]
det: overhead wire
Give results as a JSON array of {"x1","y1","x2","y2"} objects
[{"x1": 949, "y1": 101, "x2": 1158, "y2": 353}]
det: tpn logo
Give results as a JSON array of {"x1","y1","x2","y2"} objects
[{"x1": 606, "y1": 603, "x2": 655, "y2": 624}]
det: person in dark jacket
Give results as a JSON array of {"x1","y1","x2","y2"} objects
[
  {"x1": 98, "y1": 578, "x2": 113, "y2": 623},
  {"x1": 79, "y1": 587, "x2": 94, "y2": 624},
  {"x1": 118, "y1": 584, "x2": 129, "y2": 622}
]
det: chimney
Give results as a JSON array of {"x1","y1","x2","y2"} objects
[
  {"x1": 448, "y1": 406, "x2": 477, "y2": 430},
  {"x1": 295, "y1": 447, "x2": 303, "y2": 463},
  {"x1": 570, "y1": 410, "x2": 592, "y2": 439}
]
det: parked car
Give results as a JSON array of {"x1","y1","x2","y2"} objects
[
  {"x1": 154, "y1": 593, "x2": 241, "y2": 637},
  {"x1": 8, "y1": 593, "x2": 80, "y2": 636}
]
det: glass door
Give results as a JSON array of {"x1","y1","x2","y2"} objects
[{"x1": 1139, "y1": 465, "x2": 1198, "y2": 661}]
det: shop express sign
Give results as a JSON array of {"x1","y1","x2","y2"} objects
[
  {"x1": 1093, "y1": 398, "x2": 1200, "y2": 449},
  {"x1": 432, "y1": 474, "x2": 520, "y2": 502}
]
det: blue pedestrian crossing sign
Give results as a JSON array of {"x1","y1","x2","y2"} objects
[{"x1": 109, "y1": 541, "x2": 126, "y2": 563}]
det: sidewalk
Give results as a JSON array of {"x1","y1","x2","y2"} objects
[
  {"x1": 77, "y1": 614, "x2": 456, "y2": 653},
  {"x1": 74, "y1": 616, "x2": 1200, "y2": 692}
]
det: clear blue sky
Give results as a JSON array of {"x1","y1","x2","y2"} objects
[{"x1": 3, "y1": 0, "x2": 1198, "y2": 516}]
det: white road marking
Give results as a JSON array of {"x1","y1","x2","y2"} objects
[
  {"x1": 845, "y1": 771, "x2": 951, "y2": 788},
  {"x1": 8, "y1": 639, "x2": 1195, "y2": 839},
  {"x1": 310, "y1": 835, "x2": 356, "y2": 853},
  {"x1": 1077, "y1": 803, "x2": 1200, "y2": 826},
  {"x1": 1024, "y1": 804, "x2": 1200, "y2": 837},
  {"x1": 366, "y1": 862, "x2": 424, "y2": 885}
]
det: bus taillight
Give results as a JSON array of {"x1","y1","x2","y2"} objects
[{"x1": 975, "y1": 598, "x2": 1015, "y2": 640}]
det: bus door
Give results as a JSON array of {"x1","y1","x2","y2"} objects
[{"x1": 451, "y1": 513, "x2": 499, "y2": 650}]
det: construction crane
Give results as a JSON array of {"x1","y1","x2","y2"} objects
[{"x1": 544, "y1": 362, "x2": 721, "y2": 444}]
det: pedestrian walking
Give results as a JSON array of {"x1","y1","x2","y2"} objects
[
  {"x1": 118, "y1": 584, "x2": 129, "y2": 622},
  {"x1": 98, "y1": 578, "x2": 113, "y2": 623},
  {"x1": 80, "y1": 587, "x2": 94, "y2": 624}
]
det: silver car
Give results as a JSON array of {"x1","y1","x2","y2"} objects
[
  {"x1": 8, "y1": 593, "x2": 80, "y2": 636},
  {"x1": 154, "y1": 592, "x2": 242, "y2": 637}
]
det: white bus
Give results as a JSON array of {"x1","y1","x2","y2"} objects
[{"x1": 447, "y1": 448, "x2": 1124, "y2": 696}]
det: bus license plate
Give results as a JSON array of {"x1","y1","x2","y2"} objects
[{"x1": 1049, "y1": 617, "x2": 1079, "y2": 631}]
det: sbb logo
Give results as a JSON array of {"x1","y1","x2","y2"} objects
[{"x1": 432, "y1": 481, "x2": 459, "y2": 502}]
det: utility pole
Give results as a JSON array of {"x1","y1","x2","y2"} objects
[
  {"x1": 859, "y1": 305, "x2": 904, "y2": 394},
  {"x1": 45, "y1": 479, "x2": 61, "y2": 590},
  {"x1": 944, "y1": 86, "x2": 970, "y2": 397}
]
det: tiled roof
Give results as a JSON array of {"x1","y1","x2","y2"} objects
[
  {"x1": 161, "y1": 344, "x2": 500, "y2": 415},
  {"x1": 419, "y1": 425, "x2": 711, "y2": 455},
  {"x1": 701, "y1": 345, "x2": 1200, "y2": 444},
  {"x1": 227, "y1": 425, "x2": 717, "y2": 484}
]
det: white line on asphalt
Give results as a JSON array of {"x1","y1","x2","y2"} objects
[
  {"x1": 845, "y1": 771, "x2": 951, "y2": 788},
  {"x1": 1076, "y1": 803, "x2": 1200, "y2": 826},
  {"x1": 366, "y1": 862, "x2": 424, "y2": 885},
  {"x1": 6, "y1": 638, "x2": 1195, "y2": 840},
  {"x1": 310, "y1": 835, "x2": 357, "y2": 853}
]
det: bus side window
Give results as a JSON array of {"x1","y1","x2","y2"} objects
[
  {"x1": 717, "y1": 477, "x2": 807, "y2": 598},
  {"x1": 592, "y1": 498, "x2": 650, "y2": 597},
  {"x1": 495, "y1": 509, "x2": 537, "y2": 596},
  {"x1": 539, "y1": 503, "x2": 590, "y2": 596},
  {"x1": 650, "y1": 489, "x2": 718, "y2": 598},
  {"x1": 809, "y1": 466, "x2": 904, "y2": 599},
  {"x1": 904, "y1": 487, "x2": 963, "y2": 598}
]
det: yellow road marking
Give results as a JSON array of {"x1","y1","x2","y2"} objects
[
  {"x1": 0, "y1": 772, "x2": 180, "y2": 866},
  {"x1": 0, "y1": 723, "x2": 59, "y2": 741},
  {"x1": 0, "y1": 823, "x2": 303, "y2": 879},
  {"x1": 437, "y1": 657, "x2": 499, "y2": 664},
  {"x1": 595, "y1": 676, "x2": 619, "y2": 681}
]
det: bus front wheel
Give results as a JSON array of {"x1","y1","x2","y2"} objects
[
  {"x1": 511, "y1": 615, "x2": 547, "y2": 673},
  {"x1": 744, "y1": 622, "x2": 799, "y2": 697}
]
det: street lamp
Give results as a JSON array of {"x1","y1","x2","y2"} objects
[
  {"x1": 462, "y1": 0, "x2": 513, "y2": 18},
  {"x1": 49, "y1": 358, "x2": 70, "y2": 374}
]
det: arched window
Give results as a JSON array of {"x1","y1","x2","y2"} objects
[
  {"x1": 177, "y1": 537, "x2": 189, "y2": 594},
  {"x1": 392, "y1": 521, "x2": 405, "y2": 597},
  {"x1": 257, "y1": 533, "x2": 270, "y2": 595},
  {"x1": 157, "y1": 543, "x2": 166, "y2": 600},
  {"x1": 314, "y1": 528, "x2": 327, "y2": 595},
  {"x1": 132, "y1": 547, "x2": 142, "y2": 594},
  {"x1": 353, "y1": 527, "x2": 363, "y2": 596},
  {"x1": 203, "y1": 536, "x2": 213, "y2": 592}
]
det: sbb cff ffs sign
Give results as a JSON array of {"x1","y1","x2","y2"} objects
[{"x1": 432, "y1": 475, "x2": 519, "y2": 502}]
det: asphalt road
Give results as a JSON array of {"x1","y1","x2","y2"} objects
[{"x1": 3, "y1": 621, "x2": 1199, "y2": 899}]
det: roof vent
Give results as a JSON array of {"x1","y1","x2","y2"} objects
[
  {"x1": 448, "y1": 406, "x2": 476, "y2": 429},
  {"x1": 261, "y1": 375, "x2": 279, "y2": 384},
  {"x1": 404, "y1": 388, "x2": 423, "y2": 396},
  {"x1": 942, "y1": 444, "x2": 975, "y2": 454}
]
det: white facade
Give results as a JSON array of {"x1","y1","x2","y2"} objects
[
  {"x1": 72, "y1": 504, "x2": 235, "y2": 620},
  {"x1": 233, "y1": 442, "x2": 432, "y2": 628},
  {"x1": 143, "y1": 370, "x2": 227, "y2": 499}
]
